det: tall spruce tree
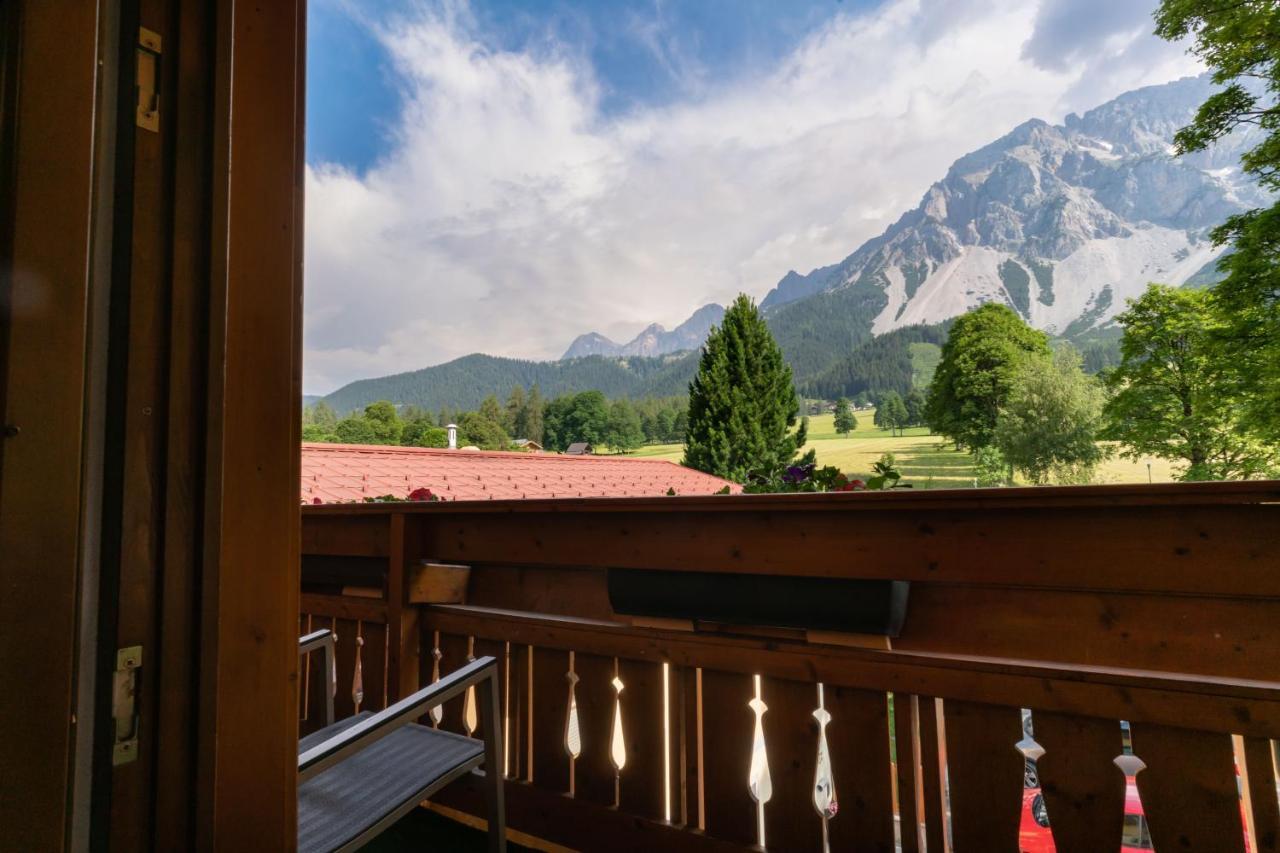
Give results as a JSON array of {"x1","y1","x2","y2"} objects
[
  {"x1": 683, "y1": 295, "x2": 806, "y2": 481},
  {"x1": 833, "y1": 397, "x2": 857, "y2": 434}
]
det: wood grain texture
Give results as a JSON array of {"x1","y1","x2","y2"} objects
[
  {"x1": 618, "y1": 658, "x2": 669, "y2": 820},
  {"x1": 530, "y1": 647, "x2": 572, "y2": 793},
  {"x1": 196, "y1": 1, "x2": 305, "y2": 848},
  {"x1": 943, "y1": 700, "x2": 1023, "y2": 852},
  {"x1": 0, "y1": 1, "x2": 100, "y2": 848},
  {"x1": 1132, "y1": 723, "x2": 1246, "y2": 853},
  {"x1": 404, "y1": 499, "x2": 1280, "y2": 596},
  {"x1": 574, "y1": 652, "x2": 620, "y2": 807},
  {"x1": 917, "y1": 698, "x2": 948, "y2": 853},
  {"x1": 361, "y1": 621, "x2": 389, "y2": 712},
  {"x1": 893, "y1": 694, "x2": 922, "y2": 853},
  {"x1": 699, "y1": 670, "x2": 757, "y2": 846},
  {"x1": 1243, "y1": 737, "x2": 1280, "y2": 853},
  {"x1": 435, "y1": 633, "x2": 472, "y2": 735},
  {"x1": 434, "y1": 771, "x2": 759, "y2": 853},
  {"x1": 423, "y1": 605, "x2": 1280, "y2": 740},
  {"x1": 760, "y1": 678, "x2": 823, "y2": 853},
  {"x1": 1032, "y1": 711, "x2": 1126, "y2": 853},
  {"x1": 826, "y1": 687, "x2": 896, "y2": 853}
]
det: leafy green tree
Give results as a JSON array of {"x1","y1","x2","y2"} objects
[
  {"x1": 972, "y1": 446, "x2": 1011, "y2": 487},
  {"x1": 458, "y1": 410, "x2": 510, "y2": 451},
  {"x1": 542, "y1": 391, "x2": 609, "y2": 450},
  {"x1": 604, "y1": 400, "x2": 645, "y2": 453},
  {"x1": 1103, "y1": 285, "x2": 1277, "y2": 481},
  {"x1": 414, "y1": 427, "x2": 450, "y2": 448},
  {"x1": 833, "y1": 397, "x2": 857, "y2": 434},
  {"x1": 877, "y1": 391, "x2": 910, "y2": 436},
  {"x1": 905, "y1": 388, "x2": 927, "y2": 427},
  {"x1": 305, "y1": 400, "x2": 338, "y2": 432},
  {"x1": 399, "y1": 406, "x2": 437, "y2": 446},
  {"x1": 1155, "y1": 0, "x2": 1280, "y2": 441},
  {"x1": 301, "y1": 423, "x2": 337, "y2": 442},
  {"x1": 683, "y1": 295, "x2": 807, "y2": 481},
  {"x1": 925, "y1": 304, "x2": 1051, "y2": 450},
  {"x1": 995, "y1": 347, "x2": 1109, "y2": 485},
  {"x1": 360, "y1": 400, "x2": 403, "y2": 445},
  {"x1": 334, "y1": 416, "x2": 378, "y2": 445}
]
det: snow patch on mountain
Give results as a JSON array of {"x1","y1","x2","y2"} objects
[{"x1": 763, "y1": 74, "x2": 1266, "y2": 339}]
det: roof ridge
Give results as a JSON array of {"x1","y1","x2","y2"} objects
[{"x1": 300, "y1": 441, "x2": 694, "y2": 466}]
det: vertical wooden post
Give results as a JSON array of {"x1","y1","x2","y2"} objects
[
  {"x1": 387, "y1": 512, "x2": 420, "y2": 702},
  {"x1": 195, "y1": 1, "x2": 305, "y2": 849}
]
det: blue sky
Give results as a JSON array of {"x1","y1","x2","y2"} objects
[
  {"x1": 308, "y1": 0, "x2": 873, "y2": 173},
  {"x1": 303, "y1": 0, "x2": 1198, "y2": 394}
]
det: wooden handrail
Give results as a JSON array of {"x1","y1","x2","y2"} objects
[{"x1": 299, "y1": 486, "x2": 1280, "y2": 853}]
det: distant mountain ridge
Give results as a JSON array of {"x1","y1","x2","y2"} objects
[
  {"x1": 757, "y1": 74, "x2": 1265, "y2": 337},
  {"x1": 322, "y1": 351, "x2": 699, "y2": 415},
  {"x1": 562, "y1": 303, "x2": 724, "y2": 359},
  {"x1": 320, "y1": 74, "x2": 1262, "y2": 413}
]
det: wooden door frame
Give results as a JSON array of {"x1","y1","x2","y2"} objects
[{"x1": 0, "y1": 1, "x2": 305, "y2": 849}]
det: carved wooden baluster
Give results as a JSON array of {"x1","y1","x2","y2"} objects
[
  {"x1": 330, "y1": 632, "x2": 338, "y2": 702},
  {"x1": 428, "y1": 637, "x2": 443, "y2": 727},
  {"x1": 352, "y1": 629, "x2": 364, "y2": 712},
  {"x1": 747, "y1": 674, "x2": 773, "y2": 848},
  {"x1": 813, "y1": 683, "x2": 838, "y2": 853},
  {"x1": 610, "y1": 667, "x2": 627, "y2": 807},
  {"x1": 463, "y1": 636, "x2": 478, "y2": 737},
  {"x1": 564, "y1": 651, "x2": 581, "y2": 796}
]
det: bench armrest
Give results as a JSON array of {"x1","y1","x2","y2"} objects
[{"x1": 298, "y1": 656, "x2": 498, "y2": 782}]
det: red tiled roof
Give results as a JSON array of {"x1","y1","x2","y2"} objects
[{"x1": 300, "y1": 442, "x2": 740, "y2": 503}]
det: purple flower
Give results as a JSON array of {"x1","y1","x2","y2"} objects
[{"x1": 783, "y1": 465, "x2": 810, "y2": 484}]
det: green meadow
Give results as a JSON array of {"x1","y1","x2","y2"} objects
[{"x1": 623, "y1": 410, "x2": 1176, "y2": 488}]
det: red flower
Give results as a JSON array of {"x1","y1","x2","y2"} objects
[
  {"x1": 408, "y1": 487, "x2": 435, "y2": 502},
  {"x1": 839, "y1": 479, "x2": 866, "y2": 492},
  {"x1": 312, "y1": 497, "x2": 323, "y2": 504}
]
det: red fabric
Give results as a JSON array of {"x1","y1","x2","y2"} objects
[{"x1": 301, "y1": 442, "x2": 739, "y2": 503}]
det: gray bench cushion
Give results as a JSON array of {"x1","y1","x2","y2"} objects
[{"x1": 298, "y1": 716, "x2": 484, "y2": 853}]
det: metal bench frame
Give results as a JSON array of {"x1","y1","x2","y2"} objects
[{"x1": 298, "y1": 631, "x2": 506, "y2": 852}]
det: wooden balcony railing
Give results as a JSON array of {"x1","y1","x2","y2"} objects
[{"x1": 300, "y1": 482, "x2": 1280, "y2": 853}]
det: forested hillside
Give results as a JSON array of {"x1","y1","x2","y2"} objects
[
  {"x1": 802, "y1": 323, "x2": 950, "y2": 399},
  {"x1": 321, "y1": 351, "x2": 698, "y2": 414}
]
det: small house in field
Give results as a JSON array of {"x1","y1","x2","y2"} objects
[
  {"x1": 512, "y1": 439, "x2": 543, "y2": 452},
  {"x1": 565, "y1": 441, "x2": 593, "y2": 456}
]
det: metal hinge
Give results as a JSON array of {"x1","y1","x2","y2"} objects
[
  {"x1": 136, "y1": 28, "x2": 161, "y2": 132},
  {"x1": 112, "y1": 645, "x2": 142, "y2": 766}
]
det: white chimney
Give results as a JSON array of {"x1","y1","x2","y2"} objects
[{"x1": 446, "y1": 423, "x2": 458, "y2": 449}]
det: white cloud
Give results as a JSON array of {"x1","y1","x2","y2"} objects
[{"x1": 304, "y1": 0, "x2": 1199, "y2": 393}]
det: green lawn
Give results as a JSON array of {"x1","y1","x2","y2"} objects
[{"x1": 623, "y1": 408, "x2": 1178, "y2": 488}]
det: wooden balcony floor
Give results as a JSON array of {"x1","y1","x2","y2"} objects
[{"x1": 359, "y1": 806, "x2": 536, "y2": 853}]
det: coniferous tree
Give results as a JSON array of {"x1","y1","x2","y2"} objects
[
  {"x1": 505, "y1": 386, "x2": 526, "y2": 436},
  {"x1": 525, "y1": 385, "x2": 545, "y2": 445},
  {"x1": 833, "y1": 397, "x2": 857, "y2": 434},
  {"x1": 683, "y1": 295, "x2": 806, "y2": 481}
]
